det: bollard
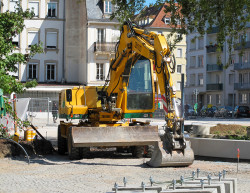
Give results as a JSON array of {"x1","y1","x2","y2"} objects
[
  {"x1": 123, "y1": 177, "x2": 127, "y2": 187},
  {"x1": 180, "y1": 176, "x2": 184, "y2": 186},
  {"x1": 207, "y1": 174, "x2": 212, "y2": 185},
  {"x1": 192, "y1": 171, "x2": 196, "y2": 180},
  {"x1": 218, "y1": 171, "x2": 222, "y2": 181},
  {"x1": 172, "y1": 179, "x2": 176, "y2": 190},
  {"x1": 200, "y1": 179, "x2": 204, "y2": 189},
  {"x1": 114, "y1": 182, "x2": 118, "y2": 193},
  {"x1": 197, "y1": 168, "x2": 200, "y2": 178},
  {"x1": 141, "y1": 181, "x2": 145, "y2": 192},
  {"x1": 223, "y1": 169, "x2": 226, "y2": 179},
  {"x1": 149, "y1": 176, "x2": 154, "y2": 187}
]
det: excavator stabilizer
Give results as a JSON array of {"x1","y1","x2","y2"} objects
[
  {"x1": 147, "y1": 141, "x2": 194, "y2": 167},
  {"x1": 70, "y1": 125, "x2": 160, "y2": 147}
]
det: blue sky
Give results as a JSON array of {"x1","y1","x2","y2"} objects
[{"x1": 145, "y1": 0, "x2": 157, "y2": 6}]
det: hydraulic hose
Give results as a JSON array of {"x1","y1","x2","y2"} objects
[{"x1": 0, "y1": 138, "x2": 30, "y2": 164}]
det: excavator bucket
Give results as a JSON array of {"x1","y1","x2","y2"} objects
[
  {"x1": 70, "y1": 125, "x2": 160, "y2": 147},
  {"x1": 147, "y1": 141, "x2": 194, "y2": 167}
]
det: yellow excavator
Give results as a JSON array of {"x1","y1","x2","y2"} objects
[{"x1": 58, "y1": 20, "x2": 194, "y2": 167}]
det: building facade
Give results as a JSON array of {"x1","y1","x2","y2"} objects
[
  {"x1": 185, "y1": 23, "x2": 250, "y2": 108},
  {"x1": 58, "y1": 0, "x2": 120, "y2": 86}
]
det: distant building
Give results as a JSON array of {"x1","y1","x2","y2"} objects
[
  {"x1": 134, "y1": 3, "x2": 187, "y2": 101},
  {"x1": 185, "y1": 23, "x2": 250, "y2": 108}
]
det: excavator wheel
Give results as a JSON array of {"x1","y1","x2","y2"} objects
[
  {"x1": 57, "y1": 125, "x2": 67, "y2": 155},
  {"x1": 67, "y1": 128, "x2": 82, "y2": 160},
  {"x1": 145, "y1": 145, "x2": 154, "y2": 158},
  {"x1": 132, "y1": 146, "x2": 145, "y2": 158},
  {"x1": 81, "y1": 147, "x2": 90, "y2": 158}
]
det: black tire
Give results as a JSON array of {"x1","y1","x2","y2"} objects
[
  {"x1": 57, "y1": 125, "x2": 67, "y2": 155},
  {"x1": 132, "y1": 146, "x2": 145, "y2": 158},
  {"x1": 145, "y1": 145, "x2": 154, "y2": 158},
  {"x1": 67, "y1": 128, "x2": 82, "y2": 160},
  {"x1": 81, "y1": 147, "x2": 90, "y2": 158}
]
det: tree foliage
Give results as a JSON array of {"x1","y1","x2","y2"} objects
[
  {"x1": 112, "y1": 0, "x2": 250, "y2": 66},
  {"x1": 0, "y1": 3, "x2": 43, "y2": 95}
]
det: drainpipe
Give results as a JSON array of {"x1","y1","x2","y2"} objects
[{"x1": 61, "y1": 0, "x2": 66, "y2": 83}]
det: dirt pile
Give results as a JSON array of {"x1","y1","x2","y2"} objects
[
  {"x1": 210, "y1": 124, "x2": 247, "y2": 137},
  {"x1": 0, "y1": 139, "x2": 54, "y2": 158}
]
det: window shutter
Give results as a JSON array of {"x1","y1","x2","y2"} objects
[
  {"x1": 46, "y1": 32, "x2": 57, "y2": 48},
  {"x1": 28, "y1": 32, "x2": 38, "y2": 47}
]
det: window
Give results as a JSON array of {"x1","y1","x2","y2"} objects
[
  {"x1": 177, "y1": 33, "x2": 182, "y2": 39},
  {"x1": 207, "y1": 95, "x2": 212, "y2": 104},
  {"x1": 28, "y1": 63, "x2": 37, "y2": 79},
  {"x1": 97, "y1": 29, "x2": 105, "y2": 43},
  {"x1": 177, "y1": 65, "x2": 182, "y2": 73},
  {"x1": 230, "y1": 54, "x2": 235, "y2": 65},
  {"x1": 198, "y1": 74, "x2": 203, "y2": 86},
  {"x1": 164, "y1": 17, "x2": 170, "y2": 24},
  {"x1": 8, "y1": 63, "x2": 19, "y2": 79},
  {"x1": 96, "y1": 63, "x2": 104, "y2": 80},
  {"x1": 176, "y1": 81, "x2": 181, "y2": 91},
  {"x1": 47, "y1": 2, "x2": 57, "y2": 18},
  {"x1": 28, "y1": 31, "x2": 38, "y2": 47},
  {"x1": 9, "y1": 0, "x2": 19, "y2": 12},
  {"x1": 198, "y1": 55, "x2": 203, "y2": 67},
  {"x1": 177, "y1": 48, "x2": 182, "y2": 58},
  {"x1": 239, "y1": 93, "x2": 247, "y2": 104},
  {"x1": 104, "y1": 0, "x2": 112, "y2": 13},
  {"x1": 190, "y1": 39, "x2": 196, "y2": 50},
  {"x1": 46, "y1": 32, "x2": 57, "y2": 49},
  {"x1": 12, "y1": 35, "x2": 19, "y2": 47},
  {"x1": 29, "y1": 1, "x2": 39, "y2": 17},
  {"x1": 190, "y1": 56, "x2": 196, "y2": 67},
  {"x1": 216, "y1": 94, "x2": 221, "y2": 105},
  {"x1": 198, "y1": 37, "x2": 204, "y2": 49},
  {"x1": 46, "y1": 63, "x2": 56, "y2": 81},
  {"x1": 190, "y1": 74, "x2": 195, "y2": 86},
  {"x1": 229, "y1": 74, "x2": 234, "y2": 84}
]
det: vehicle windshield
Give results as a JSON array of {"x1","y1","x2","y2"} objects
[{"x1": 127, "y1": 57, "x2": 153, "y2": 110}]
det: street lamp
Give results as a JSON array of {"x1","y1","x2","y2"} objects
[{"x1": 230, "y1": 70, "x2": 235, "y2": 118}]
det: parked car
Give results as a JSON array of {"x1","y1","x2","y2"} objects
[
  {"x1": 234, "y1": 106, "x2": 250, "y2": 118},
  {"x1": 214, "y1": 106, "x2": 233, "y2": 118},
  {"x1": 184, "y1": 104, "x2": 195, "y2": 117},
  {"x1": 200, "y1": 105, "x2": 217, "y2": 117}
]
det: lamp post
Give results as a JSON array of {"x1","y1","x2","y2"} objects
[{"x1": 230, "y1": 70, "x2": 235, "y2": 118}]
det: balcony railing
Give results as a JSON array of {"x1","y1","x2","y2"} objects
[
  {"x1": 207, "y1": 64, "x2": 223, "y2": 71},
  {"x1": 206, "y1": 45, "x2": 223, "y2": 53},
  {"x1": 206, "y1": 83, "x2": 223, "y2": 91},
  {"x1": 234, "y1": 62, "x2": 250, "y2": 70},
  {"x1": 234, "y1": 41, "x2": 250, "y2": 50},
  {"x1": 94, "y1": 42, "x2": 116, "y2": 53},
  {"x1": 207, "y1": 27, "x2": 219, "y2": 34},
  {"x1": 234, "y1": 83, "x2": 250, "y2": 90}
]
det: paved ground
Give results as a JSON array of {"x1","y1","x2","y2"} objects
[{"x1": 0, "y1": 117, "x2": 250, "y2": 193}]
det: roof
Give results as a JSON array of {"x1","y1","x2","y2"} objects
[
  {"x1": 136, "y1": 3, "x2": 182, "y2": 29},
  {"x1": 86, "y1": 0, "x2": 119, "y2": 23}
]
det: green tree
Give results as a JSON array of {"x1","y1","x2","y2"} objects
[
  {"x1": 112, "y1": 0, "x2": 250, "y2": 66},
  {"x1": 0, "y1": 3, "x2": 43, "y2": 136},
  {"x1": 0, "y1": 2, "x2": 43, "y2": 95}
]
